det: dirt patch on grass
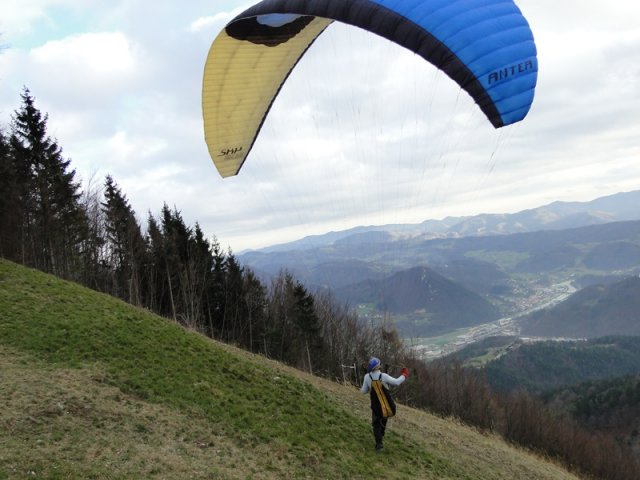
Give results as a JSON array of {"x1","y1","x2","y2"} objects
[{"x1": 0, "y1": 346, "x2": 295, "y2": 479}]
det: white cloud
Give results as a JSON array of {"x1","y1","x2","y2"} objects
[
  {"x1": 1, "y1": 0, "x2": 639, "y2": 251},
  {"x1": 190, "y1": 12, "x2": 234, "y2": 34},
  {"x1": 32, "y1": 31, "x2": 135, "y2": 76},
  {"x1": 0, "y1": 0, "x2": 63, "y2": 37},
  {"x1": 189, "y1": 2, "x2": 255, "y2": 33}
]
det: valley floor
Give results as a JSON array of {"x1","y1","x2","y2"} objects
[{"x1": 412, "y1": 280, "x2": 579, "y2": 359}]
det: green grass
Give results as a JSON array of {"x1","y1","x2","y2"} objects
[
  {"x1": 0, "y1": 260, "x2": 445, "y2": 478},
  {"x1": 0, "y1": 259, "x2": 580, "y2": 479}
]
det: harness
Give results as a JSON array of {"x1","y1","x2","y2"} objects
[{"x1": 369, "y1": 372, "x2": 396, "y2": 418}]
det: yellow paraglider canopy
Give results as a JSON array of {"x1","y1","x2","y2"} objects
[{"x1": 202, "y1": 14, "x2": 332, "y2": 177}]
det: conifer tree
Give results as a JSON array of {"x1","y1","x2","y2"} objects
[
  {"x1": 9, "y1": 88, "x2": 88, "y2": 277},
  {"x1": 179, "y1": 222, "x2": 211, "y2": 329},
  {"x1": 158, "y1": 204, "x2": 187, "y2": 322},
  {"x1": 0, "y1": 128, "x2": 21, "y2": 260},
  {"x1": 208, "y1": 237, "x2": 227, "y2": 336},
  {"x1": 102, "y1": 175, "x2": 147, "y2": 304},
  {"x1": 190, "y1": 223, "x2": 214, "y2": 333},
  {"x1": 158, "y1": 204, "x2": 210, "y2": 327},
  {"x1": 145, "y1": 213, "x2": 165, "y2": 314},
  {"x1": 266, "y1": 271, "x2": 296, "y2": 361},
  {"x1": 223, "y1": 250, "x2": 245, "y2": 342},
  {"x1": 290, "y1": 280, "x2": 324, "y2": 373},
  {"x1": 242, "y1": 268, "x2": 268, "y2": 353}
]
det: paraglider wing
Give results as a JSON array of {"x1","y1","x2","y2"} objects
[{"x1": 203, "y1": 0, "x2": 538, "y2": 177}]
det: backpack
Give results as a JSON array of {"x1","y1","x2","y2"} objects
[{"x1": 369, "y1": 372, "x2": 396, "y2": 418}]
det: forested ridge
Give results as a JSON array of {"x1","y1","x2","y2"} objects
[
  {"x1": 2, "y1": 88, "x2": 639, "y2": 479},
  {"x1": 481, "y1": 336, "x2": 640, "y2": 394}
]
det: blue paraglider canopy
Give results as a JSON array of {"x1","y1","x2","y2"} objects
[{"x1": 203, "y1": 0, "x2": 538, "y2": 177}]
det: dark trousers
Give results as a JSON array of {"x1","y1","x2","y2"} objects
[{"x1": 372, "y1": 412, "x2": 388, "y2": 445}]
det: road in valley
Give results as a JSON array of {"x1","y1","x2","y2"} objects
[{"x1": 411, "y1": 280, "x2": 578, "y2": 360}]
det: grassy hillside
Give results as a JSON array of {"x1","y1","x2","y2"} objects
[{"x1": 0, "y1": 259, "x2": 579, "y2": 479}]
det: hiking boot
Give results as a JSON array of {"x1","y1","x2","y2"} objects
[{"x1": 375, "y1": 442, "x2": 384, "y2": 451}]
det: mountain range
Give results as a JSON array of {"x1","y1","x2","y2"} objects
[
  {"x1": 239, "y1": 191, "x2": 640, "y2": 337},
  {"x1": 248, "y1": 190, "x2": 640, "y2": 254}
]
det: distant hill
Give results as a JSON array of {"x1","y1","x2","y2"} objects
[
  {"x1": 308, "y1": 259, "x2": 389, "y2": 289},
  {"x1": 444, "y1": 335, "x2": 640, "y2": 453},
  {"x1": 336, "y1": 266, "x2": 500, "y2": 336},
  {"x1": 519, "y1": 277, "x2": 640, "y2": 338},
  {"x1": 423, "y1": 257, "x2": 510, "y2": 297},
  {"x1": 476, "y1": 336, "x2": 640, "y2": 394},
  {"x1": 582, "y1": 241, "x2": 640, "y2": 270},
  {"x1": 0, "y1": 259, "x2": 580, "y2": 480}
]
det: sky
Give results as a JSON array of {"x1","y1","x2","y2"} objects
[{"x1": 1, "y1": 1, "x2": 639, "y2": 252}]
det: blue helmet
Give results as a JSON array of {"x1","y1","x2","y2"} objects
[{"x1": 367, "y1": 357, "x2": 381, "y2": 372}]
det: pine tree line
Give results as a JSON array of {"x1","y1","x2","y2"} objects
[{"x1": 0, "y1": 88, "x2": 404, "y2": 381}]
